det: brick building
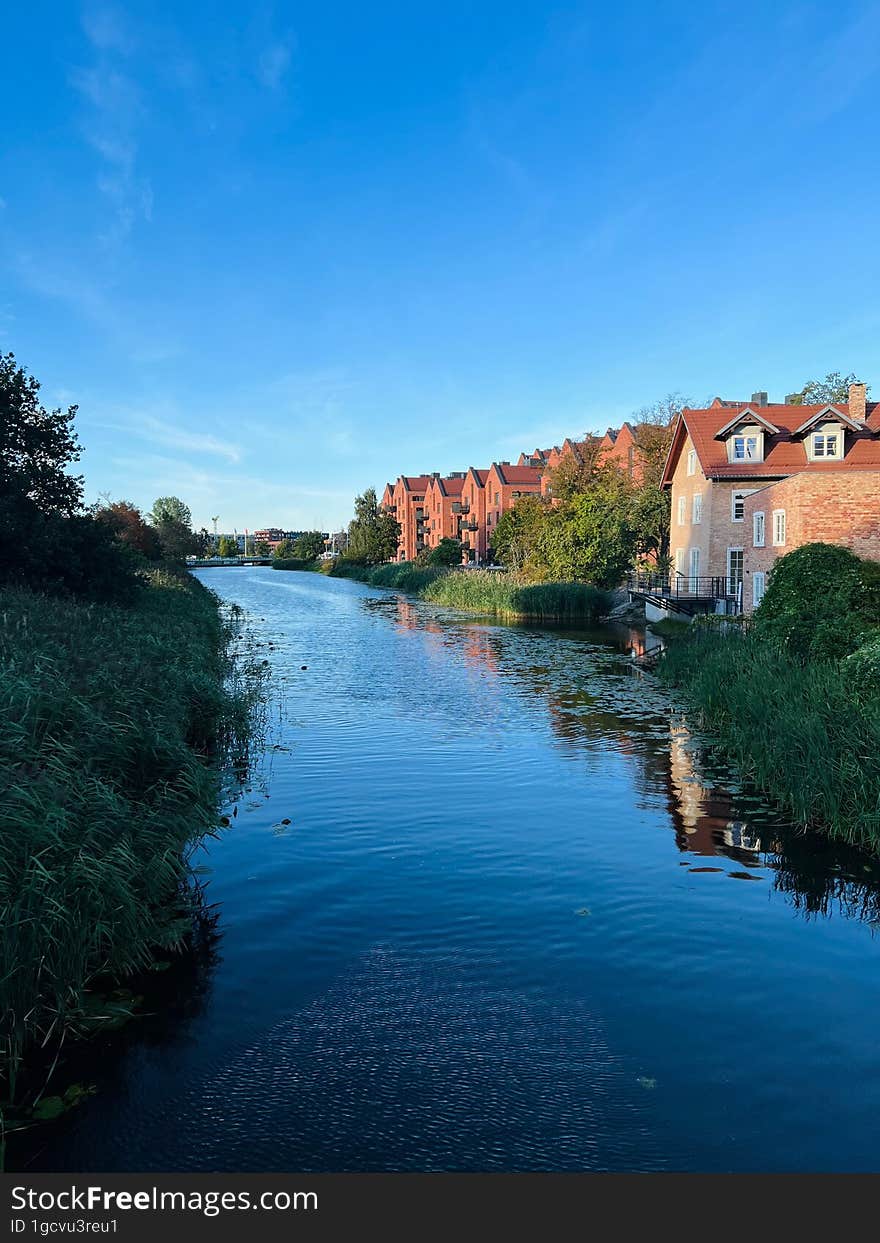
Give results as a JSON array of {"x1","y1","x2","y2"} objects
[
  {"x1": 484, "y1": 462, "x2": 543, "y2": 553},
  {"x1": 387, "y1": 475, "x2": 432, "y2": 561},
  {"x1": 423, "y1": 472, "x2": 467, "y2": 550},
  {"x1": 459, "y1": 468, "x2": 489, "y2": 562},
  {"x1": 660, "y1": 383, "x2": 880, "y2": 613}
]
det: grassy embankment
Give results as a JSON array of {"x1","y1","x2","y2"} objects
[
  {"x1": 271, "y1": 558, "x2": 321, "y2": 572},
  {"x1": 327, "y1": 560, "x2": 608, "y2": 622},
  {"x1": 658, "y1": 625, "x2": 880, "y2": 847},
  {"x1": 0, "y1": 569, "x2": 262, "y2": 1106}
]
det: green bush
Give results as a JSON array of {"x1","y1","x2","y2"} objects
[
  {"x1": 753, "y1": 543, "x2": 880, "y2": 660},
  {"x1": 843, "y1": 633, "x2": 880, "y2": 701}
]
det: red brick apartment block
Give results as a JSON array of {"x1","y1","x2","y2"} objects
[
  {"x1": 387, "y1": 475, "x2": 432, "y2": 561},
  {"x1": 661, "y1": 382, "x2": 880, "y2": 612},
  {"x1": 459, "y1": 468, "x2": 490, "y2": 562},
  {"x1": 423, "y1": 472, "x2": 467, "y2": 550},
  {"x1": 484, "y1": 463, "x2": 543, "y2": 554}
]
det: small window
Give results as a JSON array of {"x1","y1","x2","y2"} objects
[
  {"x1": 811, "y1": 432, "x2": 840, "y2": 459},
  {"x1": 686, "y1": 449, "x2": 697, "y2": 476},
  {"x1": 753, "y1": 512, "x2": 765, "y2": 547},
  {"x1": 732, "y1": 434, "x2": 760, "y2": 460},
  {"x1": 677, "y1": 496, "x2": 686, "y2": 526},
  {"x1": 753, "y1": 571, "x2": 766, "y2": 607},
  {"x1": 772, "y1": 509, "x2": 786, "y2": 546},
  {"x1": 495, "y1": 492, "x2": 500, "y2": 505},
  {"x1": 731, "y1": 490, "x2": 753, "y2": 522},
  {"x1": 692, "y1": 493, "x2": 702, "y2": 524}
]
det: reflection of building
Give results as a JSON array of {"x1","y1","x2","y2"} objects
[{"x1": 666, "y1": 724, "x2": 763, "y2": 863}]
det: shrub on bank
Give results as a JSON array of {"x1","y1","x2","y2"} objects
[
  {"x1": 271, "y1": 558, "x2": 319, "y2": 571},
  {"x1": 658, "y1": 626, "x2": 880, "y2": 846},
  {"x1": 0, "y1": 570, "x2": 260, "y2": 1095},
  {"x1": 329, "y1": 559, "x2": 447, "y2": 592},
  {"x1": 422, "y1": 570, "x2": 609, "y2": 621}
]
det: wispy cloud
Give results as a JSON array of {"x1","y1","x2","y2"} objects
[
  {"x1": 95, "y1": 410, "x2": 244, "y2": 463},
  {"x1": 71, "y1": 6, "x2": 151, "y2": 242},
  {"x1": 257, "y1": 35, "x2": 296, "y2": 90}
]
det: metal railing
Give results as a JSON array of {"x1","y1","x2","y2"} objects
[{"x1": 627, "y1": 570, "x2": 739, "y2": 599}]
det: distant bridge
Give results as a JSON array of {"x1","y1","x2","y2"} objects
[{"x1": 188, "y1": 557, "x2": 272, "y2": 568}]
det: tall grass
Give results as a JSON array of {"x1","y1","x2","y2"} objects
[
  {"x1": 271, "y1": 558, "x2": 320, "y2": 572},
  {"x1": 329, "y1": 560, "x2": 447, "y2": 592},
  {"x1": 658, "y1": 629, "x2": 880, "y2": 846},
  {"x1": 422, "y1": 570, "x2": 609, "y2": 622},
  {"x1": 0, "y1": 569, "x2": 262, "y2": 1101}
]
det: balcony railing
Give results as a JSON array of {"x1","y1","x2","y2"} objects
[{"x1": 627, "y1": 571, "x2": 739, "y2": 600}]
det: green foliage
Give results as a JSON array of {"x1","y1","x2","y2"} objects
[
  {"x1": 422, "y1": 570, "x2": 608, "y2": 621},
  {"x1": 148, "y1": 496, "x2": 192, "y2": 527},
  {"x1": 843, "y1": 634, "x2": 880, "y2": 701},
  {"x1": 658, "y1": 628, "x2": 880, "y2": 847},
  {"x1": 330, "y1": 559, "x2": 446, "y2": 592},
  {"x1": 752, "y1": 543, "x2": 880, "y2": 660},
  {"x1": 271, "y1": 558, "x2": 320, "y2": 572},
  {"x1": 491, "y1": 496, "x2": 549, "y2": 575},
  {"x1": 0, "y1": 570, "x2": 262, "y2": 1095},
  {"x1": 252, "y1": 539, "x2": 272, "y2": 557},
  {"x1": 0, "y1": 351, "x2": 83, "y2": 517},
  {"x1": 426, "y1": 537, "x2": 462, "y2": 567},
  {"x1": 273, "y1": 538, "x2": 296, "y2": 559},
  {"x1": 292, "y1": 530, "x2": 326, "y2": 560},
  {"x1": 542, "y1": 468, "x2": 638, "y2": 589},
  {"x1": 345, "y1": 488, "x2": 400, "y2": 564},
  {"x1": 788, "y1": 372, "x2": 867, "y2": 406},
  {"x1": 217, "y1": 535, "x2": 239, "y2": 558}
]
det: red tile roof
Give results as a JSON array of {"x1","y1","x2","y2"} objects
[
  {"x1": 492, "y1": 463, "x2": 543, "y2": 485},
  {"x1": 662, "y1": 401, "x2": 880, "y2": 485},
  {"x1": 401, "y1": 475, "x2": 432, "y2": 491},
  {"x1": 435, "y1": 475, "x2": 465, "y2": 496}
]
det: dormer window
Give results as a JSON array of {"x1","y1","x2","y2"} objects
[
  {"x1": 807, "y1": 424, "x2": 843, "y2": 461},
  {"x1": 731, "y1": 432, "x2": 762, "y2": 462}
]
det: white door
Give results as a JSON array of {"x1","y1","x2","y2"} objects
[
  {"x1": 727, "y1": 548, "x2": 744, "y2": 603},
  {"x1": 689, "y1": 548, "x2": 700, "y2": 592}
]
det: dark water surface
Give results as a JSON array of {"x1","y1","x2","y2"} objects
[{"x1": 14, "y1": 567, "x2": 880, "y2": 1172}]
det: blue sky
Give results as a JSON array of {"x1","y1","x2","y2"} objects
[{"x1": 2, "y1": 2, "x2": 879, "y2": 532}]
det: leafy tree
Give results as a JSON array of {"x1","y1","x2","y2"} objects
[
  {"x1": 0, "y1": 353, "x2": 139, "y2": 601},
  {"x1": 544, "y1": 440, "x2": 604, "y2": 502},
  {"x1": 491, "y1": 496, "x2": 549, "y2": 574},
  {"x1": 95, "y1": 500, "x2": 161, "y2": 560},
  {"x1": 273, "y1": 538, "x2": 297, "y2": 559},
  {"x1": 292, "y1": 530, "x2": 326, "y2": 559},
  {"x1": 149, "y1": 496, "x2": 192, "y2": 527},
  {"x1": 148, "y1": 496, "x2": 198, "y2": 562},
  {"x1": 346, "y1": 487, "x2": 400, "y2": 564},
  {"x1": 787, "y1": 372, "x2": 867, "y2": 406},
  {"x1": 542, "y1": 467, "x2": 637, "y2": 589},
  {"x1": 0, "y1": 351, "x2": 83, "y2": 516},
  {"x1": 426, "y1": 537, "x2": 462, "y2": 566},
  {"x1": 253, "y1": 539, "x2": 272, "y2": 557},
  {"x1": 217, "y1": 535, "x2": 239, "y2": 558}
]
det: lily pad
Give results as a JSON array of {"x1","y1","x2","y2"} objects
[
  {"x1": 31, "y1": 1095, "x2": 65, "y2": 1121},
  {"x1": 637, "y1": 1076, "x2": 657, "y2": 1090}
]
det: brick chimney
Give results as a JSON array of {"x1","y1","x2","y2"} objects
[
  {"x1": 751, "y1": 391, "x2": 768, "y2": 407},
  {"x1": 849, "y1": 381, "x2": 867, "y2": 422}
]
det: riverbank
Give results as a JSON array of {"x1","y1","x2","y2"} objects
[
  {"x1": 0, "y1": 568, "x2": 262, "y2": 1114},
  {"x1": 327, "y1": 561, "x2": 609, "y2": 621},
  {"x1": 658, "y1": 626, "x2": 880, "y2": 848}
]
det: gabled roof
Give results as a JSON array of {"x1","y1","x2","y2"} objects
[
  {"x1": 491, "y1": 462, "x2": 543, "y2": 486},
  {"x1": 434, "y1": 474, "x2": 465, "y2": 497},
  {"x1": 399, "y1": 475, "x2": 432, "y2": 492},
  {"x1": 791, "y1": 404, "x2": 865, "y2": 437},
  {"x1": 713, "y1": 407, "x2": 781, "y2": 438},
  {"x1": 661, "y1": 400, "x2": 880, "y2": 486}
]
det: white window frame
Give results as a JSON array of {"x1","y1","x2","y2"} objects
[
  {"x1": 727, "y1": 547, "x2": 744, "y2": 601},
  {"x1": 753, "y1": 511, "x2": 765, "y2": 547},
  {"x1": 809, "y1": 430, "x2": 842, "y2": 461},
  {"x1": 692, "y1": 493, "x2": 702, "y2": 524},
  {"x1": 727, "y1": 428, "x2": 764, "y2": 464},
  {"x1": 686, "y1": 449, "x2": 697, "y2": 476},
  {"x1": 677, "y1": 495, "x2": 687, "y2": 526},
  {"x1": 772, "y1": 509, "x2": 786, "y2": 547},
  {"x1": 731, "y1": 489, "x2": 754, "y2": 522},
  {"x1": 689, "y1": 547, "x2": 700, "y2": 590},
  {"x1": 753, "y1": 571, "x2": 766, "y2": 607}
]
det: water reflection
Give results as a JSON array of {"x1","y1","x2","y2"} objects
[{"x1": 378, "y1": 592, "x2": 880, "y2": 925}]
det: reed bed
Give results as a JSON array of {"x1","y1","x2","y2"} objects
[
  {"x1": 329, "y1": 560, "x2": 447, "y2": 592},
  {"x1": 0, "y1": 569, "x2": 261, "y2": 1100},
  {"x1": 421, "y1": 570, "x2": 608, "y2": 622},
  {"x1": 659, "y1": 628, "x2": 880, "y2": 847}
]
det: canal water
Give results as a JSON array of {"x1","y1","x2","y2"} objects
[{"x1": 14, "y1": 566, "x2": 880, "y2": 1172}]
